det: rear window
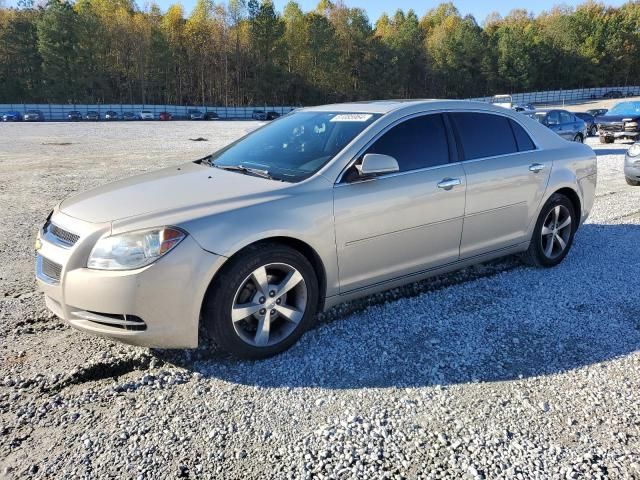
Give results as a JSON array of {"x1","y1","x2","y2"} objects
[
  {"x1": 509, "y1": 120, "x2": 536, "y2": 152},
  {"x1": 450, "y1": 112, "x2": 518, "y2": 160}
]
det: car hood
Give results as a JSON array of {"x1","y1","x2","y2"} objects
[
  {"x1": 59, "y1": 161, "x2": 290, "y2": 224},
  {"x1": 597, "y1": 114, "x2": 640, "y2": 123}
]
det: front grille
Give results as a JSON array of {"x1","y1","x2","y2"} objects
[
  {"x1": 599, "y1": 123, "x2": 624, "y2": 133},
  {"x1": 72, "y1": 310, "x2": 147, "y2": 331},
  {"x1": 48, "y1": 224, "x2": 80, "y2": 246},
  {"x1": 41, "y1": 256, "x2": 62, "y2": 281}
]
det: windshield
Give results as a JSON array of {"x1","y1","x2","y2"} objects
[
  {"x1": 608, "y1": 102, "x2": 640, "y2": 116},
  {"x1": 209, "y1": 111, "x2": 381, "y2": 182}
]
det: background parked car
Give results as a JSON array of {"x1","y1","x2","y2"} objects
[
  {"x1": 266, "y1": 111, "x2": 281, "y2": 120},
  {"x1": 586, "y1": 108, "x2": 608, "y2": 118},
  {"x1": 596, "y1": 101, "x2": 640, "y2": 144},
  {"x1": 159, "y1": 111, "x2": 173, "y2": 121},
  {"x1": 574, "y1": 112, "x2": 598, "y2": 136},
  {"x1": 204, "y1": 111, "x2": 219, "y2": 120},
  {"x1": 105, "y1": 111, "x2": 120, "y2": 120},
  {"x1": 139, "y1": 110, "x2": 154, "y2": 120},
  {"x1": 85, "y1": 111, "x2": 100, "y2": 121},
  {"x1": 23, "y1": 110, "x2": 44, "y2": 122},
  {"x1": 624, "y1": 142, "x2": 640, "y2": 186},
  {"x1": 122, "y1": 111, "x2": 137, "y2": 121},
  {"x1": 513, "y1": 103, "x2": 535, "y2": 113},
  {"x1": 188, "y1": 109, "x2": 204, "y2": 120},
  {"x1": 67, "y1": 111, "x2": 82, "y2": 121},
  {"x1": 251, "y1": 110, "x2": 267, "y2": 120},
  {"x1": 1, "y1": 111, "x2": 22, "y2": 121},
  {"x1": 526, "y1": 109, "x2": 587, "y2": 142},
  {"x1": 603, "y1": 90, "x2": 624, "y2": 99}
]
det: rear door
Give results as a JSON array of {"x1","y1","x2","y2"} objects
[
  {"x1": 333, "y1": 113, "x2": 466, "y2": 292},
  {"x1": 449, "y1": 112, "x2": 551, "y2": 258}
]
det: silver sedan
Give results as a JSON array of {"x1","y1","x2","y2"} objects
[{"x1": 36, "y1": 101, "x2": 597, "y2": 358}]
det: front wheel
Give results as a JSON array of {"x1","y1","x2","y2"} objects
[
  {"x1": 599, "y1": 135, "x2": 614, "y2": 144},
  {"x1": 521, "y1": 194, "x2": 576, "y2": 268},
  {"x1": 589, "y1": 125, "x2": 597, "y2": 137},
  {"x1": 202, "y1": 243, "x2": 319, "y2": 359},
  {"x1": 626, "y1": 176, "x2": 640, "y2": 186},
  {"x1": 573, "y1": 134, "x2": 583, "y2": 143}
]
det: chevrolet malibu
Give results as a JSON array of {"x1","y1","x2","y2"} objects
[{"x1": 36, "y1": 101, "x2": 597, "y2": 358}]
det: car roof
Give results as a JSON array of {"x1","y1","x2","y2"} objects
[{"x1": 302, "y1": 99, "x2": 524, "y2": 115}]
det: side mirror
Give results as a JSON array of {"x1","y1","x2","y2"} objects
[{"x1": 356, "y1": 153, "x2": 399, "y2": 177}]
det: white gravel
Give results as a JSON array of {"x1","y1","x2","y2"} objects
[{"x1": 1, "y1": 122, "x2": 639, "y2": 479}]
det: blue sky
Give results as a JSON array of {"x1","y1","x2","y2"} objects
[{"x1": 5, "y1": 0, "x2": 628, "y2": 24}]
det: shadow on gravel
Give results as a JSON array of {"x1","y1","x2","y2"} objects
[
  {"x1": 154, "y1": 223, "x2": 640, "y2": 390},
  {"x1": 594, "y1": 148, "x2": 629, "y2": 156}
]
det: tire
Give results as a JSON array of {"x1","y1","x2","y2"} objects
[
  {"x1": 599, "y1": 135, "x2": 614, "y2": 144},
  {"x1": 626, "y1": 177, "x2": 640, "y2": 186},
  {"x1": 573, "y1": 134, "x2": 583, "y2": 143},
  {"x1": 589, "y1": 126, "x2": 597, "y2": 137},
  {"x1": 521, "y1": 193, "x2": 577, "y2": 268},
  {"x1": 202, "y1": 243, "x2": 319, "y2": 359}
]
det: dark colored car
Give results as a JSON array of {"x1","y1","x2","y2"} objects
[
  {"x1": 204, "y1": 111, "x2": 219, "y2": 120},
  {"x1": 251, "y1": 110, "x2": 267, "y2": 121},
  {"x1": 625, "y1": 142, "x2": 640, "y2": 186},
  {"x1": 105, "y1": 111, "x2": 120, "y2": 120},
  {"x1": 266, "y1": 111, "x2": 281, "y2": 120},
  {"x1": 159, "y1": 111, "x2": 173, "y2": 121},
  {"x1": 574, "y1": 112, "x2": 598, "y2": 137},
  {"x1": 526, "y1": 109, "x2": 587, "y2": 142},
  {"x1": 67, "y1": 111, "x2": 83, "y2": 121},
  {"x1": 85, "y1": 111, "x2": 100, "y2": 121},
  {"x1": 188, "y1": 109, "x2": 205, "y2": 120},
  {"x1": 596, "y1": 101, "x2": 640, "y2": 144},
  {"x1": 513, "y1": 103, "x2": 535, "y2": 113},
  {"x1": 23, "y1": 110, "x2": 44, "y2": 122},
  {"x1": 122, "y1": 112, "x2": 137, "y2": 121},
  {"x1": 586, "y1": 108, "x2": 608, "y2": 118},
  {"x1": 2, "y1": 111, "x2": 22, "y2": 121},
  {"x1": 603, "y1": 90, "x2": 624, "y2": 99}
]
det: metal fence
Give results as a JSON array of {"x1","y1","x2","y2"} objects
[
  {"x1": 2, "y1": 85, "x2": 640, "y2": 120},
  {"x1": 471, "y1": 85, "x2": 640, "y2": 105},
  {"x1": 0, "y1": 103, "x2": 296, "y2": 121}
]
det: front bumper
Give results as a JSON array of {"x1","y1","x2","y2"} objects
[{"x1": 35, "y1": 212, "x2": 225, "y2": 348}]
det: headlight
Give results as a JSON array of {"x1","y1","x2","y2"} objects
[
  {"x1": 87, "y1": 227, "x2": 186, "y2": 270},
  {"x1": 625, "y1": 121, "x2": 638, "y2": 129},
  {"x1": 628, "y1": 143, "x2": 640, "y2": 158}
]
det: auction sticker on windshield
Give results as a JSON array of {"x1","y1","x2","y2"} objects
[{"x1": 330, "y1": 114, "x2": 374, "y2": 122}]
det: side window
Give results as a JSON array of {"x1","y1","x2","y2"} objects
[
  {"x1": 547, "y1": 111, "x2": 560, "y2": 125},
  {"x1": 509, "y1": 119, "x2": 536, "y2": 152},
  {"x1": 364, "y1": 114, "x2": 449, "y2": 172},
  {"x1": 450, "y1": 112, "x2": 518, "y2": 160},
  {"x1": 560, "y1": 111, "x2": 574, "y2": 124}
]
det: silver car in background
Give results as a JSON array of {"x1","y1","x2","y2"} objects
[
  {"x1": 625, "y1": 142, "x2": 640, "y2": 186},
  {"x1": 35, "y1": 100, "x2": 597, "y2": 358}
]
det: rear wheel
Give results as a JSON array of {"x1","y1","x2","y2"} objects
[
  {"x1": 521, "y1": 194, "x2": 576, "y2": 268},
  {"x1": 202, "y1": 243, "x2": 319, "y2": 359}
]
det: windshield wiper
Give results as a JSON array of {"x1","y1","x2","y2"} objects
[{"x1": 214, "y1": 163, "x2": 275, "y2": 180}]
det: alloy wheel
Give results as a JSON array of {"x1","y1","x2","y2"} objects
[
  {"x1": 541, "y1": 205, "x2": 572, "y2": 259},
  {"x1": 231, "y1": 263, "x2": 308, "y2": 347}
]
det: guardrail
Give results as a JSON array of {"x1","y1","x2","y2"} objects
[
  {"x1": 0, "y1": 104, "x2": 297, "y2": 121},
  {"x1": 472, "y1": 86, "x2": 640, "y2": 105}
]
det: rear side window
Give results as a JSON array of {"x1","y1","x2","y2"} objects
[
  {"x1": 509, "y1": 119, "x2": 536, "y2": 152},
  {"x1": 450, "y1": 113, "x2": 518, "y2": 160},
  {"x1": 365, "y1": 114, "x2": 449, "y2": 172}
]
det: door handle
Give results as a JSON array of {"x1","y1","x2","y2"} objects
[
  {"x1": 529, "y1": 163, "x2": 545, "y2": 173},
  {"x1": 437, "y1": 178, "x2": 462, "y2": 190}
]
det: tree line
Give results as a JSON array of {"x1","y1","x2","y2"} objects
[{"x1": 1, "y1": 0, "x2": 639, "y2": 106}]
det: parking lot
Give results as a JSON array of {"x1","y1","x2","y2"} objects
[{"x1": 1, "y1": 121, "x2": 639, "y2": 479}]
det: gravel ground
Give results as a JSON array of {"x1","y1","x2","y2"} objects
[{"x1": 1, "y1": 121, "x2": 639, "y2": 479}]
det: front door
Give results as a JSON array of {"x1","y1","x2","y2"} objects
[{"x1": 333, "y1": 113, "x2": 467, "y2": 292}]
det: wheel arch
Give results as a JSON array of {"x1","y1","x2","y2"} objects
[
  {"x1": 553, "y1": 186, "x2": 582, "y2": 223},
  {"x1": 199, "y1": 236, "x2": 328, "y2": 320}
]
